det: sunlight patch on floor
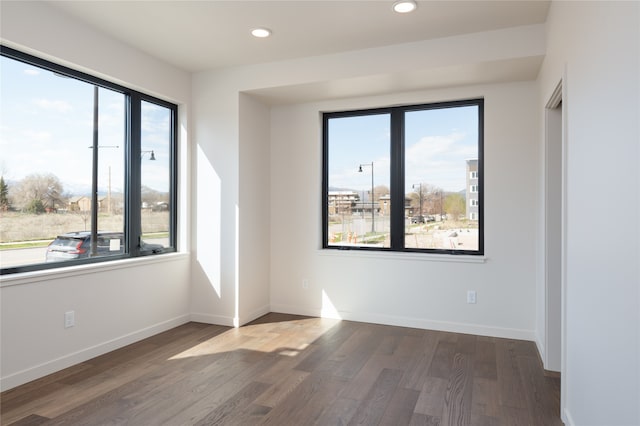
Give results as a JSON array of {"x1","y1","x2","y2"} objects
[{"x1": 168, "y1": 318, "x2": 337, "y2": 360}]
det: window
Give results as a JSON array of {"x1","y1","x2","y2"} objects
[
  {"x1": 140, "y1": 101, "x2": 174, "y2": 252},
  {"x1": 323, "y1": 99, "x2": 483, "y2": 254},
  {"x1": 470, "y1": 199, "x2": 479, "y2": 207},
  {"x1": 0, "y1": 47, "x2": 177, "y2": 274}
]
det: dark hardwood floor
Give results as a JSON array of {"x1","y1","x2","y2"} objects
[{"x1": 1, "y1": 313, "x2": 563, "y2": 425}]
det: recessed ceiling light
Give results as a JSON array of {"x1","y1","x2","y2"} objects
[
  {"x1": 392, "y1": 0, "x2": 417, "y2": 13},
  {"x1": 251, "y1": 28, "x2": 272, "y2": 38}
]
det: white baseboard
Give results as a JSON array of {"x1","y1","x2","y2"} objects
[
  {"x1": 190, "y1": 312, "x2": 236, "y2": 327},
  {"x1": 239, "y1": 304, "x2": 271, "y2": 326},
  {"x1": 190, "y1": 305, "x2": 271, "y2": 327},
  {"x1": 270, "y1": 303, "x2": 537, "y2": 341},
  {"x1": 535, "y1": 332, "x2": 546, "y2": 364},
  {"x1": 563, "y1": 407, "x2": 575, "y2": 426},
  {"x1": 0, "y1": 314, "x2": 190, "y2": 392},
  {"x1": 268, "y1": 304, "x2": 323, "y2": 320}
]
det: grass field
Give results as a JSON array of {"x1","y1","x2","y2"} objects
[{"x1": 0, "y1": 211, "x2": 170, "y2": 246}]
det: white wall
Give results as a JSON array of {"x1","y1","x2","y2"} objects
[
  {"x1": 269, "y1": 82, "x2": 540, "y2": 339},
  {"x1": 538, "y1": 2, "x2": 640, "y2": 425},
  {"x1": 0, "y1": 258, "x2": 191, "y2": 390},
  {"x1": 238, "y1": 94, "x2": 271, "y2": 322},
  {"x1": 190, "y1": 72, "x2": 240, "y2": 326},
  {"x1": 189, "y1": 23, "x2": 545, "y2": 330},
  {"x1": 0, "y1": 1, "x2": 192, "y2": 391}
]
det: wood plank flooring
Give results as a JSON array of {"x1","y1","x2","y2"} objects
[{"x1": 1, "y1": 313, "x2": 563, "y2": 425}]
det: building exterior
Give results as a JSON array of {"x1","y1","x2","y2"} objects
[
  {"x1": 69, "y1": 196, "x2": 106, "y2": 212},
  {"x1": 378, "y1": 194, "x2": 390, "y2": 216},
  {"x1": 378, "y1": 194, "x2": 414, "y2": 217},
  {"x1": 327, "y1": 191, "x2": 359, "y2": 215}
]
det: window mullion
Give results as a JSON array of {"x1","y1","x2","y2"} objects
[
  {"x1": 89, "y1": 86, "x2": 100, "y2": 257},
  {"x1": 477, "y1": 100, "x2": 485, "y2": 255},
  {"x1": 169, "y1": 107, "x2": 178, "y2": 250},
  {"x1": 321, "y1": 116, "x2": 330, "y2": 248},
  {"x1": 390, "y1": 109, "x2": 405, "y2": 250},
  {"x1": 128, "y1": 93, "x2": 142, "y2": 256}
]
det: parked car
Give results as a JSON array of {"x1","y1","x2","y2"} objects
[
  {"x1": 46, "y1": 231, "x2": 163, "y2": 262},
  {"x1": 411, "y1": 215, "x2": 426, "y2": 224}
]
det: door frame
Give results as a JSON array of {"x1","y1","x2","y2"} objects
[{"x1": 544, "y1": 76, "x2": 568, "y2": 422}]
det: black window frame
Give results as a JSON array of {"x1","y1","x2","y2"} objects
[
  {"x1": 322, "y1": 98, "x2": 484, "y2": 255},
  {"x1": 0, "y1": 46, "x2": 178, "y2": 275}
]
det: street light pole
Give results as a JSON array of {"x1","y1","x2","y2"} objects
[
  {"x1": 412, "y1": 183, "x2": 423, "y2": 220},
  {"x1": 358, "y1": 162, "x2": 374, "y2": 233}
]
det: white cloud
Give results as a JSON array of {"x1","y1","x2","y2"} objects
[
  {"x1": 329, "y1": 131, "x2": 476, "y2": 193},
  {"x1": 406, "y1": 132, "x2": 466, "y2": 162},
  {"x1": 23, "y1": 69, "x2": 40, "y2": 76},
  {"x1": 33, "y1": 98, "x2": 72, "y2": 113},
  {"x1": 329, "y1": 155, "x2": 391, "y2": 191},
  {"x1": 403, "y1": 132, "x2": 477, "y2": 192},
  {"x1": 23, "y1": 130, "x2": 52, "y2": 143}
]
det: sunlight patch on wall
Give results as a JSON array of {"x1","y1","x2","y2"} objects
[
  {"x1": 196, "y1": 144, "x2": 222, "y2": 297},
  {"x1": 321, "y1": 289, "x2": 342, "y2": 319}
]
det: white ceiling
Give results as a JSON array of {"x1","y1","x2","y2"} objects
[{"x1": 47, "y1": 0, "x2": 551, "y2": 73}]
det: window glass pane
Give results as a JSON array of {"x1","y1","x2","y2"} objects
[
  {"x1": 0, "y1": 47, "x2": 177, "y2": 275},
  {"x1": 404, "y1": 106, "x2": 479, "y2": 251},
  {"x1": 326, "y1": 113, "x2": 391, "y2": 248},
  {"x1": 140, "y1": 101, "x2": 172, "y2": 251},
  {"x1": 96, "y1": 88, "x2": 126, "y2": 253},
  {"x1": 0, "y1": 55, "x2": 125, "y2": 268}
]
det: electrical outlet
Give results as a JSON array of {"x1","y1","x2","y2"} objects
[
  {"x1": 467, "y1": 291, "x2": 477, "y2": 304},
  {"x1": 65, "y1": 311, "x2": 75, "y2": 328},
  {"x1": 302, "y1": 279, "x2": 309, "y2": 289}
]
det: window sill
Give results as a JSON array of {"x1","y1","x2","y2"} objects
[
  {"x1": 0, "y1": 252, "x2": 190, "y2": 288},
  {"x1": 318, "y1": 248, "x2": 486, "y2": 263}
]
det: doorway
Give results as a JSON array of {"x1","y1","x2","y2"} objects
[{"x1": 544, "y1": 81, "x2": 563, "y2": 372}]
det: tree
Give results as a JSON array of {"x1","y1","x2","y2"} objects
[
  {"x1": 424, "y1": 186, "x2": 445, "y2": 217},
  {"x1": 0, "y1": 176, "x2": 10, "y2": 212},
  {"x1": 409, "y1": 183, "x2": 444, "y2": 217},
  {"x1": 25, "y1": 198, "x2": 46, "y2": 214},
  {"x1": 444, "y1": 193, "x2": 465, "y2": 220},
  {"x1": 141, "y1": 185, "x2": 168, "y2": 207},
  {"x1": 72, "y1": 208, "x2": 91, "y2": 230},
  {"x1": 373, "y1": 185, "x2": 390, "y2": 201},
  {"x1": 13, "y1": 173, "x2": 65, "y2": 212}
]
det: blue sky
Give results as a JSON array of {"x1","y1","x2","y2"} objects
[
  {"x1": 328, "y1": 105, "x2": 478, "y2": 194},
  {"x1": 0, "y1": 55, "x2": 170, "y2": 196}
]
